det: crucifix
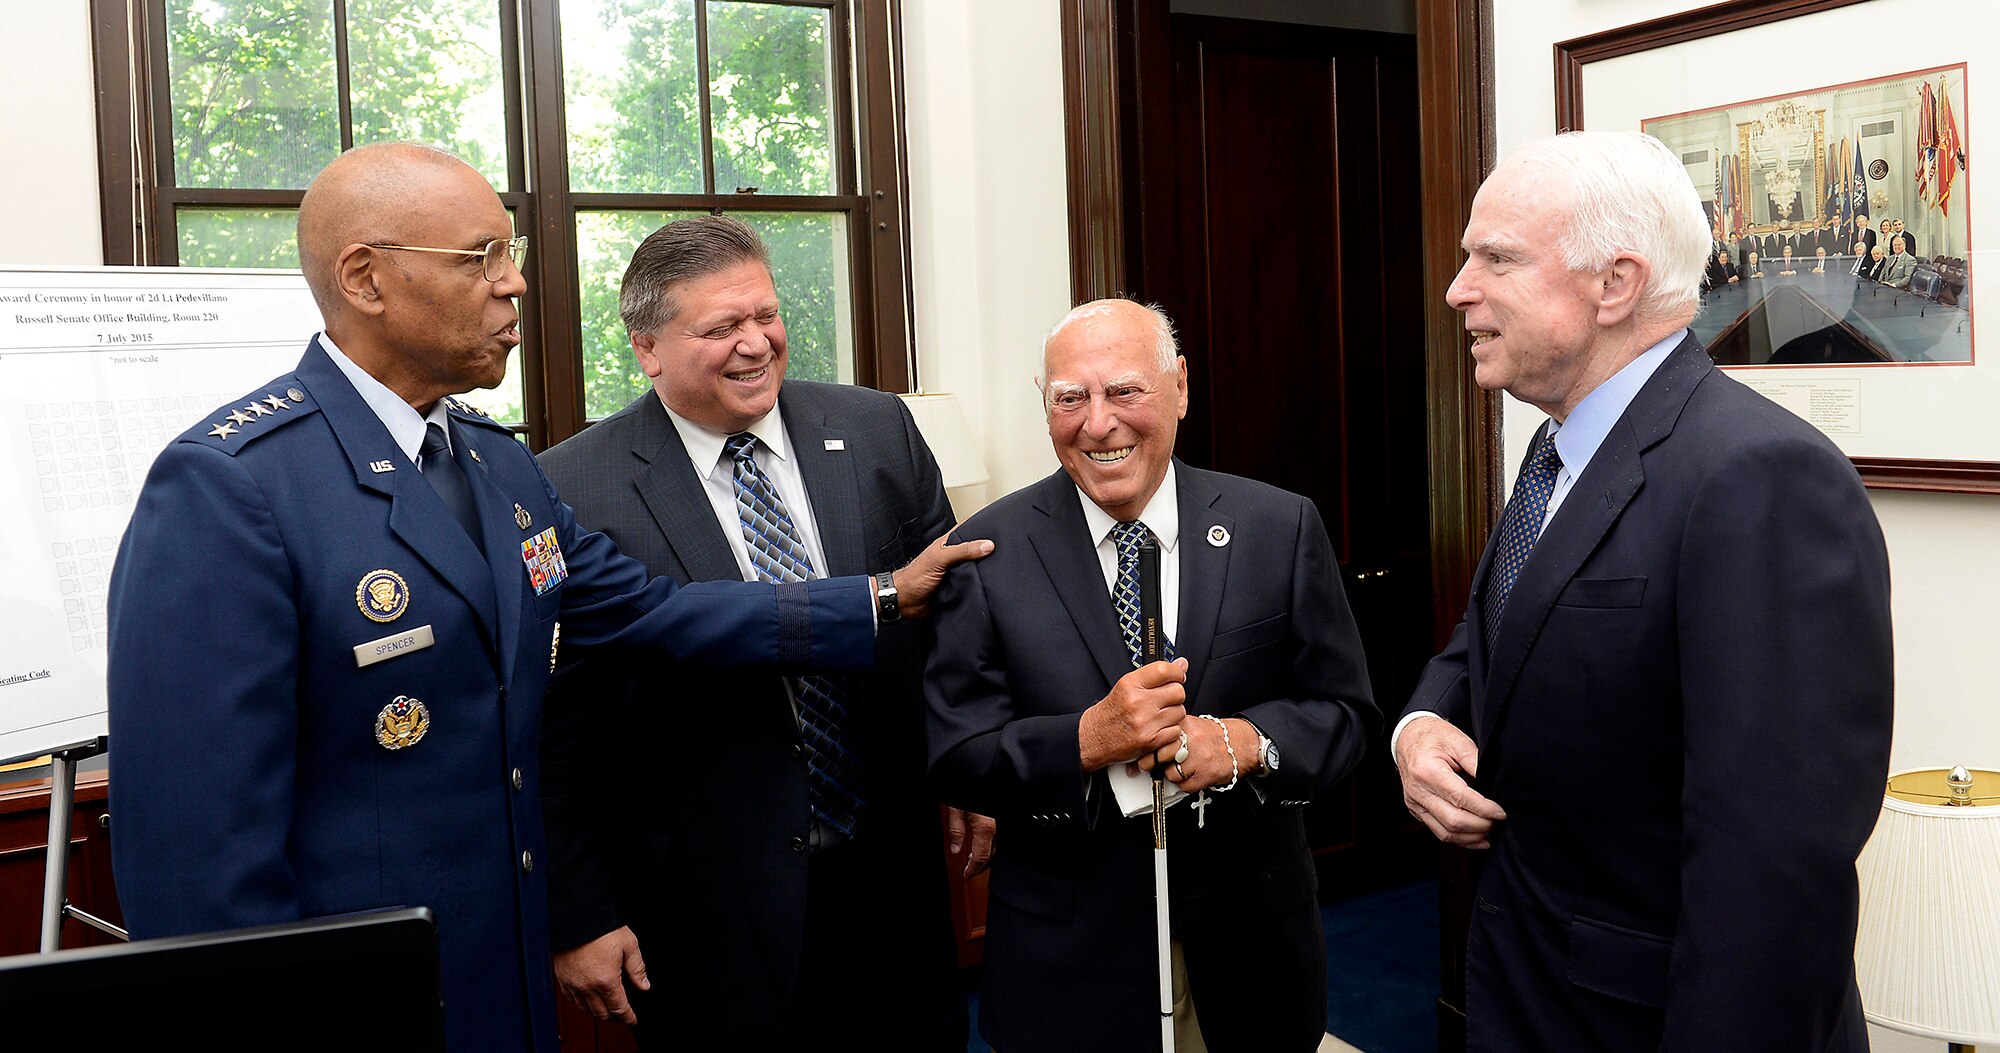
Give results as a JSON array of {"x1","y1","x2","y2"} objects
[{"x1": 1191, "y1": 790, "x2": 1211, "y2": 829}]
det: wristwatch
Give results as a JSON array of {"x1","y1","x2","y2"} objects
[
  {"x1": 874, "y1": 570, "x2": 902, "y2": 624},
  {"x1": 1255, "y1": 730, "x2": 1280, "y2": 777}
]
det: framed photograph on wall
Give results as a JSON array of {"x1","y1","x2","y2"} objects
[{"x1": 1557, "y1": 0, "x2": 1995, "y2": 493}]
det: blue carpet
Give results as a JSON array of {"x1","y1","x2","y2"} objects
[
  {"x1": 1324, "y1": 879, "x2": 1438, "y2": 1053},
  {"x1": 964, "y1": 878, "x2": 1439, "y2": 1052}
]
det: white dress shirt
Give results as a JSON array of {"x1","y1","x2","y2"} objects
[{"x1": 661, "y1": 398, "x2": 832, "y2": 583}]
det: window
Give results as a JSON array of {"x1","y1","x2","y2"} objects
[{"x1": 91, "y1": 0, "x2": 913, "y2": 448}]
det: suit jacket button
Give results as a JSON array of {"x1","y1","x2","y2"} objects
[
  {"x1": 790, "y1": 836, "x2": 808, "y2": 853},
  {"x1": 520, "y1": 850, "x2": 534, "y2": 873},
  {"x1": 511, "y1": 767, "x2": 524, "y2": 791}
]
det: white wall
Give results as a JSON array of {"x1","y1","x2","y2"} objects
[
  {"x1": 901, "y1": 0, "x2": 1072, "y2": 512},
  {"x1": 1492, "y1": 4, "x2": 2000, "y2": 1050},
  {"x1": 4, "y1": 0, "x2": 103, "y2": 265}
]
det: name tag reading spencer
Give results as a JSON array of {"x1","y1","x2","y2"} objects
[
  {"x1": 353, "y1": 624, "x2": 436, "y2": 668},
  {"x1": 521, "y1": 527, "x2": 569, "y2": 596}
]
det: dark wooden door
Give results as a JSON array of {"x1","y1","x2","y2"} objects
[{"x1": 1134, "y1": 14, "x2": 1437, "y2": 892}]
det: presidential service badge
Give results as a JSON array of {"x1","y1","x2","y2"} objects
[
  {"x1": 356, "y1": 569, "x2": 411, "y2": 622},
  {"x1": 1206, "y1": 525, "x2": 1231, "y2": 547},
  {"x1": 521, "y1": 527, "x2": 569, "y2": 596},
  {"x1": 375, "y1": 694, "x2": 430, "y2": 750}
]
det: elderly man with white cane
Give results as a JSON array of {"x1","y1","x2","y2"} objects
[{"x1": 925, "y1": 298, "x2": 1378, "y2": 1052}]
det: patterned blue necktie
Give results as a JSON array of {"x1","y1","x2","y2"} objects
[
  {"x1": 1482, "y1": 428, "x2": 1563, "y2": 656},
  {"x1": 1111, "y1": 521, "x2": 1177, "y2": 667},
  {"x1": 726, "y1": 433, "x2": 863, "y2": 837}
]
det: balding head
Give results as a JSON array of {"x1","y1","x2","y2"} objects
[
  {"x1": 294, "y1": 143, "x2": 524, "y2": 413},
  {"x1": 297, "y1": 143, "x2": 477, "y2": 317},
  {"x1": 1039, "y1": 298, "x2": 1189, "y2": 521}
]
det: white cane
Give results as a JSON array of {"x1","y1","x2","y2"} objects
[{"x1": 1138, "y1": 538, "x2": 1175, "y2": 1053}]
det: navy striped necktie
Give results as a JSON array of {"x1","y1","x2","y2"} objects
[{"x1": 725, "y1": 432, "x2": 863, "y2": 837}]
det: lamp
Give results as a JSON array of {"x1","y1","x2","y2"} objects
[
  {"x1": 1855, "y1": 766, "x2": 2000, "y2": 1051},
  {"x1": 896, "y1": 391, "x2": 988, "y2": 490}
]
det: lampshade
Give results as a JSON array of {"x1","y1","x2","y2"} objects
[
  {"x1": 1855, "y1": 766, "x2": 2000, "y2": 1043},
  {"x1": 897, "y1": 391, "x2": 989, "y2": 489}
]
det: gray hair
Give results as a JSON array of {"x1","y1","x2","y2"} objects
[
  {"x1": 1504, "y1": 131, "x2": 1711, "y2": 327},
  {"x1": 619, "y1": 216, "x2": 772, "y2": 335},
  {"x1": 1039, "y1": 299, "x2": 1179, "y2": 376}
]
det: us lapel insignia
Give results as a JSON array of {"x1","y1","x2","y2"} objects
[
  {"x1": 514, "y1": 503, "x2": 533, "y2": 530},
  {"x1": 520, "y1": 527, "x2": 569, "y2": 596},
  {"x1": 356, "y1": 568, "x2": 411, "y2": 622},
  {"x1": 1206, "y1": 525, "x2": 1230, "y2": 548},
  {"x1": 375, "y1": 694, "x2": 430, "y2": 750}
]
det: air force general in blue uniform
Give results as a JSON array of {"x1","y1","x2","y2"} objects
[{"x1": 102, "y1": 145, "x2": 965, "y2": 1053}]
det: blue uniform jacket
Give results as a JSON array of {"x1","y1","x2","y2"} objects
[{"x1": 106, "y1": 338, "x2": 873, "y2": 1052}]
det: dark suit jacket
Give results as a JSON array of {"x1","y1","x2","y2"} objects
[
  {"x1": 926, "y1": 464, "x2": 1378, "y2": 1053},
  {"x1": 107, "y1": 341, "x2": 873, "y2": 1053},
  {"x1": 537, "y1": 381, "x2": 963, "y2": 1044},
  {"x1": 1401, "y1": 335, "x2": 1891, "y2": 1052}
]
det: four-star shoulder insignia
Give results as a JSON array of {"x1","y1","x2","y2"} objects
[{"x1": 203, "y1": 388, "x2": 312, "y2": 444}]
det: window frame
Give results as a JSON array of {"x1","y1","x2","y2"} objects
[{"x1": 89, "y1": 0, "x2": 915, "y2": 450}]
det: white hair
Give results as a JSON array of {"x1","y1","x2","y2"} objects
[
  {"x1": 1504, "y1": 131, "x2": 1711, "y2": 327},
  {"x1": 1039, "y1": 299, "x2": 1179, "y2": 375}
]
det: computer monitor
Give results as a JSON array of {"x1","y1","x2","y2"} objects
[{"x1": 0, "y1": 906, "x2": 442, "y2": 1050}]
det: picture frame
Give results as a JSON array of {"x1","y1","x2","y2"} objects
[{"x1": 1556, "y1": 0, "x2": 1996, "y2": 494}]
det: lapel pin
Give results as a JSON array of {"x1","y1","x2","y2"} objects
[
  {"x1": 514, "y1": 503, "x2": 533, "y2": 530},
  {"x1": 375, "y1": 694, "x2": 430, "y2": 750},
  {"x1": 1207, "y1": 525, "x2": 1230, "y2": 548},
  {"x1": 357, "y1": 568, "x2": 411, "y2": 622},
  {"x1": 824, "y1": 439, "x2": 845, "y2": 451},
  {"x1": 467, "y1": 446, "x2": 482, "y2": 463}
]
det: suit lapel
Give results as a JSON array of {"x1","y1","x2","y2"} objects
[
  {"x1": 1173, "y1": 464, "x2": 1232, "y2": 703},
  {"x1": 784, "y1": 388, "x2": 868, "y2": 577},
  {"x1": 1477, "y1": 336, "x2": 1713, "y2": 742},
  {"x1": 1025, "y1": 471, "x2": 1132, "y2": 688},
  {"x1": 628, "y1": 397, "x2": 743, "y2": 583},
  {"x1": 295, "y1": 341, "x2": 500, "y2": 650}
]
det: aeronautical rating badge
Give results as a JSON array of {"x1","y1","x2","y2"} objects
[
  {"x1": 356, "y1": 569, "x2": 411, "y2": 622},
  {"x1": 375, "y1": 694, "x2": 430, "y2": 750}
]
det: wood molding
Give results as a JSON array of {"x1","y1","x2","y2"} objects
[
  {"x1": 1417, "y1": 0, "x2": 1500, "y2": 644},
  {"x1": 1554, "y1": 0, "x2": 1872, "y2": 130},
  {"x1": 1059, "y1": 0, "x2": 1128, "y2": 301}
]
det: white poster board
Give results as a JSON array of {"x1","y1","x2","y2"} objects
[{"x1": 0, "y1": 266, "x2": 319, "y2": 764}]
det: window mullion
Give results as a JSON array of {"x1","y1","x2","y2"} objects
[
  {"x1": 695, "y1": 0, "x2": 716, "y2": 195},
  {"x1": 332, "y1": 0, "x2": 355, "y2": 151},
  {"x1": 521, "y1": 0, "x2": 585, "y2": 447}
]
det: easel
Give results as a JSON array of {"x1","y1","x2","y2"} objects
[{"x1": 7, "y1": 737, "x2": 128, "y2": 951}]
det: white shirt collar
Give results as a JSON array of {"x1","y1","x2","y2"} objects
[
  {"x1": 318, "y1": 332, "x2": 452, "y2": 464},
  {"x1": 660, "y1": 394, "x2": 791, "y2": 478},
  {"x1": 1077, "y1": 462, "x2": 1180, "y2": 552}
]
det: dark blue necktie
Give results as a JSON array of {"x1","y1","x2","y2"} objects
[
  {"x1": 1482, "y1": 428, "x2": 1562, "y2": 656},
  {"x1": 726, "y1": 433, "x2": 863, "y2": 838},
  {"x1": 420, "y1": 421, "x2": 483, "y2": 547},
  {"x1": 1111, "y1": 521, "x2": 1177, "y2": 667}
]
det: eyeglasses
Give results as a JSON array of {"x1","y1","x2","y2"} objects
[{"x1": 369, "y1": 235, "x2": 529, "y2": 282}]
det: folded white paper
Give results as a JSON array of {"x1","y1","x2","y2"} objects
[{"x1": 1109, "y1": 760, "x2": 1188, "y2": 818}]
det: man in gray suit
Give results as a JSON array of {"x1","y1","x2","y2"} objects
[
  {"x1": 538, "y1": 216, "x2": 991, "y2": 1051},
  {"x1": 1879, "y1": 235, "x2": 1917, "y2": 288}
]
